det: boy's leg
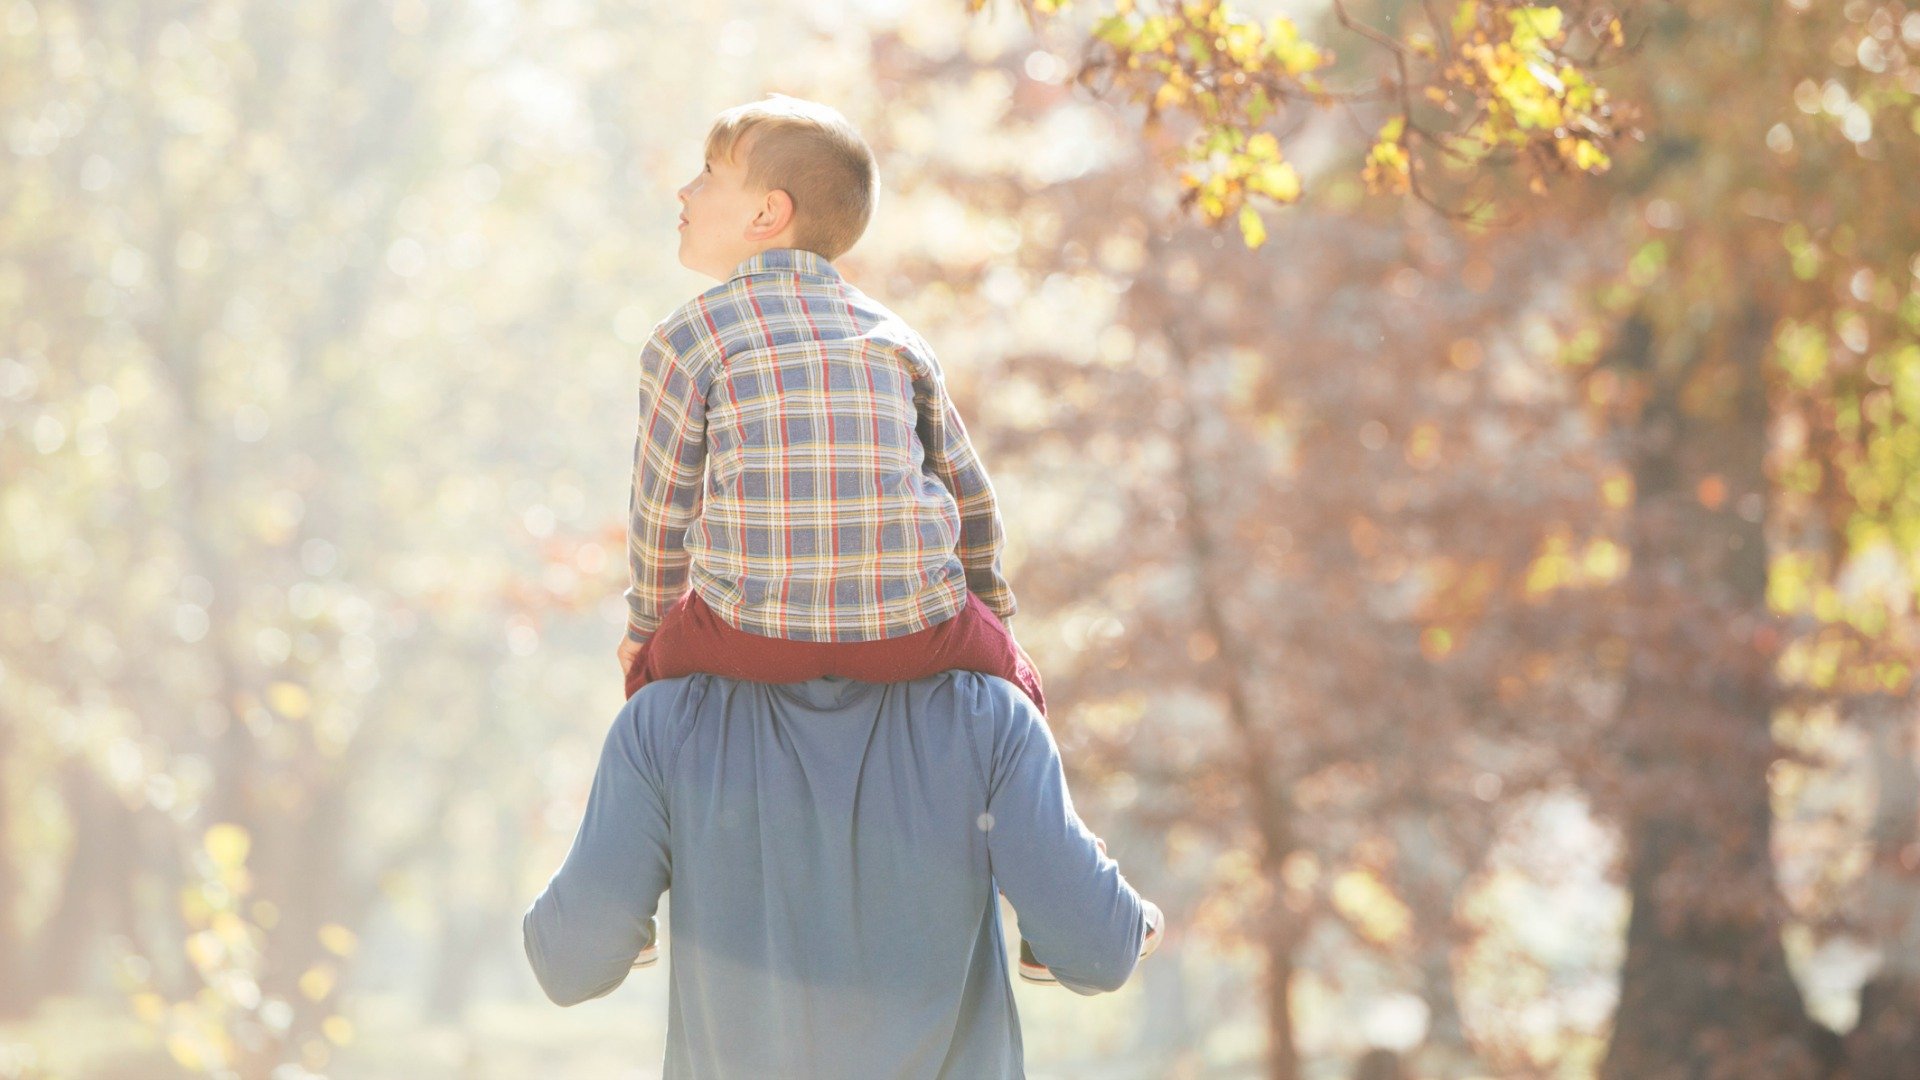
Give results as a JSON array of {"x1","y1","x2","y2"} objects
[
  {"x1": 632, "y1": 590, "x2": 833, "y2": 691},
  {"x1": 829, "y1": 593, "x2": 1047, "y2": 715}
]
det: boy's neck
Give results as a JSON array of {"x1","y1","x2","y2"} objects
[{"x1": 714, "y1": 243, "x2": 822, "y2": 281}]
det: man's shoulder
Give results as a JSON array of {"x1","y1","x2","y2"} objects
[
  {"x1": 933, "y1": 671, "x2": 1047, "y2": 749},
  {"x1": 612, "y1": 676, "x2": 715, "y2": 768}
]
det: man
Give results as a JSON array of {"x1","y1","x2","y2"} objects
[{"x1": 523, "y1": 671, "x2": 1164, "y2": 1079}]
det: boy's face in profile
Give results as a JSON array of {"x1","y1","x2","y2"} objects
[{"x1": 677, "y1": 142, "x2": 772, "y2": 281}]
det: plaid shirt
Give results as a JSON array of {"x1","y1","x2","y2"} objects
[{"x1": 624, "y1": 248, "x2": 1016, "y2": 644}]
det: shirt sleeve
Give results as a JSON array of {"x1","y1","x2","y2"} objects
[
  {"x1": 979, "y1": 693, "x2": 1148, "y2": 995},
  {"x1": 624, "y1": 330, "x2": 708, "y2": 643},
  {"x1": 905, "y1": 340, "x2": 1017, "y2": 622},
  {"x1": 522, "y1": 700, "x2": 673, "y2": 1006}
]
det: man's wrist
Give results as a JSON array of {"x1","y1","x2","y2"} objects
[{"x1": 1140, "y1": 901, "x2": 1165, "y2": 959}]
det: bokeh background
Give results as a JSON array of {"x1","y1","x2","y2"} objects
[{"x1": 4, "y1": 0, "x2": 1919, "y2": 1077}]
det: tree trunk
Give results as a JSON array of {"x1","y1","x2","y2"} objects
[
  {"x1": 1392, "y1": 814, "x2": 1489, "y2": 1079},
  {"x1": 1599, "y1": 305, "x2": 1839, "y2": 1080},
  {"x1": 1353, "y1": 1048, "x2": 1407, "y2": 1080},
  {"x1": 30, "y1": 762, "x2": 137, "y2": 997},
  {"x1": 1168, "y1": 327, "x2": 1301, "y2": 1080},
  {"x1": 1844, "y1": 690, "x2": 1920, "y2": 1078},
  {"x1": 1136, "y1": 931, "x2": 1193, "y2": 1066}
]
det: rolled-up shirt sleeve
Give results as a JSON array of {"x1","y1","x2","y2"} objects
[
  {"x1": 903, "y1": 340, "x2": 1017, "y2": 623},
  {"x1": 977, "y1": 693, "x2": 1147, "y2": 995},
  {"x1": 523, "y1": 699, "x2": 673, "y2": 1006},
  {"x1": 624, "y1": 330, "x2": 708, "y2": 644}
]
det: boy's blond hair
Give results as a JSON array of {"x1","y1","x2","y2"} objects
[{"x1": 704, "y1": 94, "x2": 878, "y2": 261}]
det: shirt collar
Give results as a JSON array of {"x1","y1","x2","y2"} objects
[{"x1": 728, "y1": 247, "x2": 841, "y2": 283}]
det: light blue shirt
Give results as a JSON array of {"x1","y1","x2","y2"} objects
[{"x1": 523, "y1": 672, "x2": 1151, "y2": 1079}]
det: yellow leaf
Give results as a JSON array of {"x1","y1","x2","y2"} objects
[
  {"x1": 211, "y1": 911, "x2": 249, "y2": 945},
  {"x1": 132, "y1": 992, "x2": 167, "y2": 1024},
  {"x1": 1583, "y1": 539, "x2": 1626, "y2": 580},
  {"x1": 1331, "y1": 869, "x2": 1412, "y2": 944},
  {"x1": 185, "y1": 930, "x2": 225, "y2": 971},
  {"x1": 1507, "y1": 5, "x2": 1564, "y2": 52},
  {"x1": 204, "y1": 824, "x2": 251, "y2": 870},
  {"x1": 1222, "y1": 20, "x2": 1263, "y2": 68},
  {"x1": 1452, "y1": 0, "x2": 1477, "y2": 39},
  {"x1": 300, "y1": 964, "x2": 337, "y2": 1001},
  {"x1": 1249, "y1": 160, "x2": 1301, "y2": 201},
  {"x1": 167, "y1": 1034, "x2": 206, "y2": 1070},
  {"x1": 319, "y1": 924, "x2": 360, "y2": 957},
  {"x1": 179, "y1": 887, "x2": 212, "y2": 927},
  {"x1": 1600, "y1": 472, "x2": 1633, "y2": 509},
  {"x1": 267, "y1": 681, "x2": 311, "y2": 720},
  {"x1": 1239, "y1": 205, "x2": 1268, "y2": 248},
  {"x1": 1134, "y1": 15, "x2": 1173, "y2": 51},
  {"x1": 1571, "y1": 139, "x2": 1610, "y2": 171}
]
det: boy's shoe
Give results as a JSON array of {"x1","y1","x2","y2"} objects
[
  {"x1": 1017, "y1": 938, "x2": 1057, "y2": 986},
  {"x1": 632, "y1": 916, "x2": 661, "y2": 969}
]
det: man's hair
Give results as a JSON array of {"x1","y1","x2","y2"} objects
[{"x1": 704, "y1": 94, "x2": 879, "y2": 261}]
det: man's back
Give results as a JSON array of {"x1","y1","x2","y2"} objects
[{"x1": 524, "y1": 672, "x2": 1151, "y2": 1080}]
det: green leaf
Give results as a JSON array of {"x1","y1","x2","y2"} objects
[
  {"x1": 1092, "y1": 14, "x2": 1135, "y2": 48},
  {"x1": 1452, "y1": 0, "x2": 1478, "y2": 39},
  {"x1": 1135, "y1": 16, "x2": 1174, "y2": 52},
  {"x1": 1248, "y1": 85, "x2": 1273, "y2": 125}
]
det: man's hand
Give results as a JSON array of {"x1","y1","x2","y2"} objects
[
  {"x1": 617, "y1": 635, "x2": 645, "y2": 679},
  {"x1": 1140, "y1": 899, "x2": 1165, "y2": 959},
  {"x1": 1091, "y1": 837, "x2": 1164, "y2": 960}
]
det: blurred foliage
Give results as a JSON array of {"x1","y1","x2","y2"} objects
[{"x1": 3, "y1": 1, "x2": 1920, "y2": 1079}]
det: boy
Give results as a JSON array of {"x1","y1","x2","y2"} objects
[{"x1": 614, "y1": 93, "x2": 1060, "y2": 982}]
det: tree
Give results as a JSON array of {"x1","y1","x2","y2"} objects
[
  {"x1": 1003, "y1": 0, "x2": 1920, "y2": 1076},
  {"x1": 868, "y1": 20, "x2": 1630, "y2": 1075}
]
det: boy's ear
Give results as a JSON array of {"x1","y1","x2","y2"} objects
[{"x1": 748, "y1": 188, "x2": 795, "y2": 241}]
